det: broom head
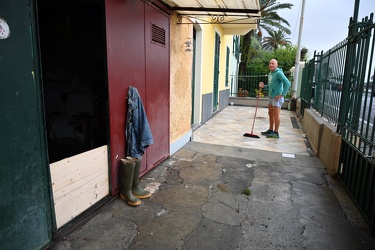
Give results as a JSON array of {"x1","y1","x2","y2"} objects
[{"x1": 243, "y1": 133, "x2": 260, "y2": 138}]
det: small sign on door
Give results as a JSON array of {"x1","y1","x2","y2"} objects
[{"x1": 0, "y1": 17, "x2": 10, "y2": 39}]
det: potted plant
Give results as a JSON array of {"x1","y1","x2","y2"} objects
[
  {"x1": 300, "y1": 47, "x2": 308, "y2": 61},
  {"x1": 255, "y1": 89, "x2": 265, "y2": 98},
  {"x1": 237, "y1": 88, "x2": 248, "y2": 97}
]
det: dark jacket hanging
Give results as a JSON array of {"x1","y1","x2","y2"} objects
[{"x1": 126, "y1": 86, "x2": 153, "y2": 159}]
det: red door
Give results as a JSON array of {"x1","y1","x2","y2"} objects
[
  {"x1": 144, "y1": 4, "x2": 170, "y2": 174},
  {"x1": 105, "y1": 0, "x2": 170, "y2": 195}
]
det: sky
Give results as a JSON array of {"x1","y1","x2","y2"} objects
[{"x1": 275, "y1": 0, "x2": 374, "y2": 55}]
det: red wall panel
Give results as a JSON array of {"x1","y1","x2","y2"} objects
[
  {"x1": 144, "y1": 5, "x2": 170, "y2": 174},
  {"x1": 106, "y1": 0, "x2": 170, "y2": 195}
]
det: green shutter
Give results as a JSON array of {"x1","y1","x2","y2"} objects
[
  {"x1": 213, "y1": 32, "x2": 220, "y2": 112},
  {"x1": 225, "y1": 46, "x2": 230, "y2": 87}
]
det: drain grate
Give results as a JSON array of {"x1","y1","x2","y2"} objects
[{"x1": 290, "y1": 117, "x2": 300, "y2": 129}]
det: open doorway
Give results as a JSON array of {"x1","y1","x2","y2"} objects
[
  {"x1": 37, "y1": 0, "x2": 110, "y2": 229},
  {"x1": 37, "y1": 0, "x2": 108, "y2": 163}
]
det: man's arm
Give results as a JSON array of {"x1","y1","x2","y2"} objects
[{"x1": 278, "y1": 73, "x2": 291, "y2": 96}]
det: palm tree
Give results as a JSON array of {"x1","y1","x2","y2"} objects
[
  {"x1": 257, "y1": 0, "x2": 293, "y2": 37},
  {"x1": 261, "y1": 30, "x2": 291, "y2": 50},
  {"x1": 239, "y1": 0, "x2": 293, "y2": 75}
]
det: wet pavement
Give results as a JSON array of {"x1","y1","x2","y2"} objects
[{"x1": 50, "y1": 107, "x2": 375, "y2": 250}]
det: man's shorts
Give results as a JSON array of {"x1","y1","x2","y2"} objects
[{"x1": 268, "y1": 96, "x2": 284, "y2": 108}]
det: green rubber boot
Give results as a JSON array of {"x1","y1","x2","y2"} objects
[
  {"x1": 120, "y1": 158, "x2": 141, "y2": 206},
  {"x1": 127, "y1": 157, "x2": 152, "y2": 199}
]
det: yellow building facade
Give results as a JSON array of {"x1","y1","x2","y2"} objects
[{"x1": 169, "y1": 14, "x2": 258, "y2": 155}]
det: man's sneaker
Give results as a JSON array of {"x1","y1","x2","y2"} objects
[
  {"x1": 261, "y1": 129, "x2": 273, "y2": 136},
  {"x1": 266, "y1": 132, "x2": 280, "y2": 138}
]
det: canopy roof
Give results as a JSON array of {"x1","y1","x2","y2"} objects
[
  {"x1": 158, "y1": 0, "x2": 262, "y2": 35},
  {"x1": 159, "y1": 0, "x2": 260, "y2": 14}
]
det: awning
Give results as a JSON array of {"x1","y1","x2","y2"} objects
[{"x1": 157, "y1": 0, "x2": 262, "y2": 35}]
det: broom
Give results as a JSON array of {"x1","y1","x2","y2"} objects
[{"x1": 243, "y1": 88, "x2": 261, "y2": 138}]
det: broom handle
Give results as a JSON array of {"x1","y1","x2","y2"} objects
[{"x1": 251, "y1": 88, "x2": 262, "y2": 133}]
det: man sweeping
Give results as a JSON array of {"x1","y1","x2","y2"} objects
[{"x1": 259, "y1": 59, "x2": 291, "y2": 139}]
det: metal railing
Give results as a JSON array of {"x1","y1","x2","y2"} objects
[
  {"x1": 230, "y1": 75, "x2": 268, "y2": 97},
  {"x1": 300, "y1": 12, "x2": 375, "y2": 232},
  {"x1": 300, "y1": 39, "x2": 348, "y2": 126}
]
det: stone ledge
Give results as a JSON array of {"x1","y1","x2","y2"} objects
[
  {"x1": 229, "y1": 97, "x2": 290, "y2": 109},
  {"x1": 301, "y1": 108, "x2": 342, "y2": 176}
]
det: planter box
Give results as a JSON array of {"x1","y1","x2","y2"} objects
[{"x1": 229, "y1": 97, "x2": 290, "y2": 110}]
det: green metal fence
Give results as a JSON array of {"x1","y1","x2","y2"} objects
[
  {"x1": 300, "y1": 54, "x2": 315, "y2": 113},
  {"x1": 230, "y1": 75, "x2": 269, "y2": 97},
  {"x1": 300, "y1": 39, "x2": 348, "y2": 126},
  {"x1": 230, "y1": 73, "x2": 292, "y2": 98},
  {"x1": 301, "y1": 12, "x2": 375, "y2": 232}
]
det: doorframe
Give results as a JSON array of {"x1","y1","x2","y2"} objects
[{"x1": 192, "y1": 23, "x2": 203, "y2": 127}]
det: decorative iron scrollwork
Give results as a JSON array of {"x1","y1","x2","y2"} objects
[
  {"x1": 176, "y1": 14, "x2": 261, "y2": 25},
  {"x1": 177, "y1": 15, "x2": 183, "y2": 24},
  {"x1": 211, "y1": 15, "x2": 225, "y2": 23}
]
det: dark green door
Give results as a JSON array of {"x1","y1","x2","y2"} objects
[
  {"x1": 0, "y1": 0, "x2": 53, "y2": 249},
  {"x1": 213, "y1": 32, "x2": 220, "y2": 112}
]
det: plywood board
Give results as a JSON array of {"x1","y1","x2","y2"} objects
[{"x1": 50, "y1": 145, "x2": 109, "y2": 228}]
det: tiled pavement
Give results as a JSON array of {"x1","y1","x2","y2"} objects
[
  {"x1": 192, "y1": 105, "x2": 309, "y2": 156},
  {"x1": 50, "y1": 105, "x2": 375, "y2": 250}
]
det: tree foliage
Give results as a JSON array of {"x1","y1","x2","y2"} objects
[
  {"x1": 258, "y1": 0, "x2": 293, "y2": 36},
  {"x1": 272, "y1": 45, "x2": 298, "y2": 71},
  {"x1": 247, "y1": 45, "x2": 298, "y2": 75},
  {"x1": 239, "y1": 0, "x2": 293, "y2": 75},
  {"x1": 262, "y1": 30, "x2": 291, "y2": 50}
]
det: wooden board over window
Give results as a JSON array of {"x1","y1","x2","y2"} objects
[{"x1": 50, "y1": 145, "x2": 109, "y2": 229}]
